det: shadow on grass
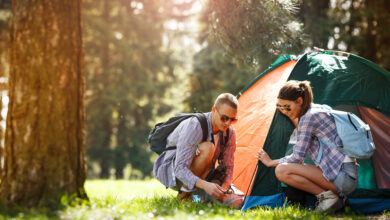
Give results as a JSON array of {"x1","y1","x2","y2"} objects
[{"x1": 0, "y1": 193, "x2": 89, "y2": 219}]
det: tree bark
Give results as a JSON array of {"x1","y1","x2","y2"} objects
[
  {"x1": 0, "y1": 0, "x2": 87, "y2": 207},
  {"x1": 364, "y1": 0, "x2": 377, "y2": 63}
]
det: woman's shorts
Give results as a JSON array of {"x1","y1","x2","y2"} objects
[{"x1": 333, "y1": 162, "x2": 359, "y2": 196}]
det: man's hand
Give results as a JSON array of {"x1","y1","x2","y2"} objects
[
  {"x1": 204, "y1": 182, "x2": 224, "y2": 199},
  {"x1": 196, "y1": 179, "x2": 224, "y2": 200},
  {"x1": 222, "y1": 182, "x2": 230, "y2": 192}
]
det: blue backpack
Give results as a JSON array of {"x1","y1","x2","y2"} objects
[{"x1": 309, "y1": 105, "x2": 376, "y2": 163}]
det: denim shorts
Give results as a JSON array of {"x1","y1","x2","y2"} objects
[{"x1": 333, "y1": 162, "x2": 359, "y2": 196}]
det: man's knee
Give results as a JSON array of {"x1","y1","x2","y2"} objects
[
  {"x1": 190, "y1": 142, "x2": 216, "y2": 175},
  {"x1": 197, "y1": 142, "x2": 216, "y2": 157},
  {"x1": 275, "y1": 163, "x2": 289, "y2": 182}
]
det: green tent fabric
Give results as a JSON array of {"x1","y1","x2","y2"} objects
[
  {"x1": 249, "y1": 52, "x2": 390, "y2": 199},
  {"x1": 289, "y1": 53, "x2": 390, "y2": 117}
]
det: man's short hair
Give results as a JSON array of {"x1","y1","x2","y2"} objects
[{"x1": 214, "y1": 93, "x2": 238, "y2": 110}]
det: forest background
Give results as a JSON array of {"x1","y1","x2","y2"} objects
[{"x1": 0, "y1": 0, "x2": 389, "y2": 182}]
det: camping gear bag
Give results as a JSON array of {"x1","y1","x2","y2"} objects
[
  {"x1": 205, "y1": 166, "x2": 228, "y2": 186},
  {"x1": 311, "y1": 105, "x2": 375, "y2": 162},
  {"x1": 193, "y1": 184, "x2": 244, "y2": 209},
  {"x1": 148, "y1": 113, "x2": 208, "y2": 155}
]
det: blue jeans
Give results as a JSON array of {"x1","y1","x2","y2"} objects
[{"x1": 333, "y1": 162, "x2": 359, "y2": 196}]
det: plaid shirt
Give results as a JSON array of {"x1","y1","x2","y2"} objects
[
  {"x1": 153, "y1": 112, "x2": 236, "y2": 190},
  {"x1": 279, "y1": 104, "x2": 346, "y2": 181}
]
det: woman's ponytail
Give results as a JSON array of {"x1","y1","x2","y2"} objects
[{"x1": 299, "y1": 81, "x2": 313, "y2": 117}]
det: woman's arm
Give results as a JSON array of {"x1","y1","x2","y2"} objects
[
  {"x1": 257, "y1": 113, "x2": 317, "y2": 166},
  {"x1": 257, "y1": 149, "x2": 279, "y2": 167}
]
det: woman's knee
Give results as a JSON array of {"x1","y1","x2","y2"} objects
[
  {"x1": 275, "y1": 163, "x2": 289, "y2": 182},
  {"x1": 197, "y1": 142, "x2": 216, "y2": 157}
]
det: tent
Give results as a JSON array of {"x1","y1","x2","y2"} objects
[{"x1": 230, "y1": 51, "x2": 390, "y2": 213}]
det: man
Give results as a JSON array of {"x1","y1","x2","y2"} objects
[{"x1": 153, "y1": 93, "x2": 238, "y2": 201}]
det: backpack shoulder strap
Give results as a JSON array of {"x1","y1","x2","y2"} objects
[
  {"x1": 315, "y1": 137, "x2": 337, "y2": 163},
  {"x1": 225, "y1": 128, "x2": 230, "y2": 145},
  {"x1": 218, "y1": 128, "x2": 230, "y2": 146},
  {"x1": 194, "y1": 113, "x2": 208, "y2": 142}
]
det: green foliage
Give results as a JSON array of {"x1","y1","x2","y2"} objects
[
  {"x1": 297, "y1": 0, "x2": 332, "y2": 48},
  {"x1": 185, "y1": 0, "x2": 305, "y2": 111},
  {"x1": 328, "y1": 0, "x2": 390, "y2": 70},
  {"x1": 185, "y1": 44, "x2": 257, "y2": 112},
  {"x1": 0, "y1": 180, "x2": 381, "y2": 219},
  {"x1": 207, "y1": 0, "x2": 305, "y2": 66},
  {"x1": 83, "y1": 0, "x2": 175, "y2": 178}
]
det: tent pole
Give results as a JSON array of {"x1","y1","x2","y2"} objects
[{"x1": 243, "y1": 162, "x2": 259, "y2": 205}]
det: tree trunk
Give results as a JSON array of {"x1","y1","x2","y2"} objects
[
  {"x1": 363, "y1": 0, "x2": 377, "y2": 63},
  {"x1": 0, "y1": 0, "x2": 87, "y2": 207}
]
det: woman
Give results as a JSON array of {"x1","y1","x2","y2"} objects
[{"x1": 257, "y1": 80, "x2": 359, "y2": 211}]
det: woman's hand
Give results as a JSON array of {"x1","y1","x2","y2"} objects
[{"x1": 256, "y1": 149, "x2": 277, "y2": 167}]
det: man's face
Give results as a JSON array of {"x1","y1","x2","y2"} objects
[{"x1": 212, "y1": 103, "x2": 238, "y2": 132}]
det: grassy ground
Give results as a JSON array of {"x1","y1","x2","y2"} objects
[{"x1": 0, "y1": 179, "x2": 388, "y2": 219}]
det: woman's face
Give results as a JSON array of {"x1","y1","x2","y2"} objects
[{"x1": 276, "y1": 97, "x2": 303, "y2": 121}]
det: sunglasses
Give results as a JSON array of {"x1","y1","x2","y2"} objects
[
  {"x1": 216, "y1": 108, "x2": 238, "y2": 123},
  {"x1": 276, "y1": 104, "x2": 291, "y2": 111}
]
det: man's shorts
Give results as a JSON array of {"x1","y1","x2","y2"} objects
[
  {"x1": 171, "y1": 179, "x2": 184, "y2": 191},
  {"x1": 333, "y1": 162, "x2": 359, "y2": 196}
]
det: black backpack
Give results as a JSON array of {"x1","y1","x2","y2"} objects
[{"x1": 148, "y1": 113, "x2": 208, "y2": 155}]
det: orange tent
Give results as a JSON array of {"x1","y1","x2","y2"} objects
[{"x1": 232, "y1": 59, "x2": 297, "y2": 193}]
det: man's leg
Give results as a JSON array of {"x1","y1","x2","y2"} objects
[
  {"x1": 190, "y1": 142, "x2": 216, "y2": 179},
  {"x1": 178, "y1": 142, "x2": 215, "y2": 200}
]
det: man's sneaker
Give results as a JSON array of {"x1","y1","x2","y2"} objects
[
  {"x1": 177, "y1": 186, "x2": 194, "y2": 201},
  {"x1": 177, "y1": 190, "x2": 192, "y2": 200},
  {"x1": 315, "y1": 190, "x2": 340, "y2": 211}
]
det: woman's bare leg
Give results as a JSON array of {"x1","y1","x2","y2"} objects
[{"x1": 275, "y1": 163, "x2": 338, "y2": 195}]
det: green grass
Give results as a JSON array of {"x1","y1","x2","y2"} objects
[{"x1": 0, "y1": 179, "x2": 388, "y2": 219}]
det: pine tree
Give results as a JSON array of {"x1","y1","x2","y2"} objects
[
  {"x1": 0, "y1": 0, "x2": 86, "y2": 206},
  {"x1": 186, "y1": 0, "x2": 305, "y2": 110},
  {"x1": 207, "y1": 0, "x2": 304, "y2": 67}
]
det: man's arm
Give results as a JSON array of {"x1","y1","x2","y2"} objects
[
  {"x1": 174, "y1": 117, "x2": 224, "y2": 199},
  {"x1": 173, "y1": 117, "x2": 202, "y2": 190}
]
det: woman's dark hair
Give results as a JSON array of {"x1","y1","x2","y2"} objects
[{"x1": 278, "y1": 80, "x2": 313, "y2": 117}]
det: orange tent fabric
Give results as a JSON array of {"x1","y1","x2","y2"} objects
[{"x1": 232, "y1": 60, "x2": 297, "y2": 193}]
